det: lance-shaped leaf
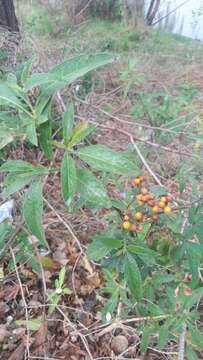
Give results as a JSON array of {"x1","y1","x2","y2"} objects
[
  {"x1": 124, "y1": 254, "x2": 142, "y2": 301},
  {"x1": 23, "y1": 180, "x2": 46, "y2": 246},
  {"x1": 25, "y1": 53, "x2": 116, "y2": 93},
  {"x1": 61, "y1": 154, "x2": 77, "y2": 206},
  {"x1": 77, "y1": 144, "x2": 138, "y2": 175},
  {"x1": 62, "y1": 101, "x2": 74, "y2": 145},
  {"x1": 39, "y1": 121, "x2": 53, "y2": 160},
  {"x1": 68, "y1": 122, "x2": 95, "y2": 149},
  {"x1": 77, "y1": 168, "x2": 111, "y2": 209}
]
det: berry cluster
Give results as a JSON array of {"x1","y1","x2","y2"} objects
[{"x1": 122, "y1": 176, "x2": 173, "y2": 232}]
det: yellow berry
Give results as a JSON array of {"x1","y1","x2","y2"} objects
[
  {"x1": 164, "y1": 206, "x2": 172, "y2": 214},
  {"x1": 152, "y1": 205, "x2": 160, "y2": 214},
  {"x1": 134, "y1": 177, "x2": 141, "y2": 186},
  {"x1": 160, "y1": 196, "x2": 168, "y2": 203},
  {"x1": 122, "y1": 221, "x2": 131, "y2": 230},
  {"x1": 124, "y1": 215, "x2": 129, "y2": 221},
  {"x1": 158, "y1": 201, "x2": 166, "y2": 209},
  {"x1": 134, "y1": 212, "x2": 143, "y2": 221}
]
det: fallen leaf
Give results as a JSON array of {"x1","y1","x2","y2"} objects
[
  {"x1": 87, "y1": 272, "x2": 101, "y2": 289},
  {"x1": 52, "y1": 249, "x2": 68, "y2": 266},
  {"x1": 32, "y1": 319, "x2": 47, "y2": 356},
  {"x1": 80, "y1": 256, "x2": 93, "y2": 275},
  {"x1": 15, "y1": 319, "x2": 42, "y2": 331},
  {"x1": 8, "y1": 342, "x2": 25, "y2": 360},
  {"x1": 0, "y1": 325, "x2": 10, "y2": 342},
  {"x1": 34, "y1": 256, "x2": 61, "y2": 270}
]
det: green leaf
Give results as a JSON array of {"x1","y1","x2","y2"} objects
[
  {"x1": 39, "y1": 121, "x2": 53, "y2": 160},
  {"x1": 68, "y1": 122, "x2": 95, "y2": 149},
  {"x1": 77, "y1": 145, "x2": 138, "y2": 175},
  {"x1": 124, "y1": 254, "x2": 142, "y2": 301},
  {"x1": 186, "y1": 244, "x2": 200, "y2": 284},
  {"x1": 35, "y1": 95, "x2": 52, "y2": 121},
  {"x1": 62, "y1": 101, "x2": 74, "y2": 144},
  {"x1": 23, "y1": 179, "x2": 46, "y2": 246},
  {"x1": 0, "y1": 160, "x2": 35, "y2": 173},
  {"x1": 0, "y1": 223, "x2": 12, "y2": 247},
  {"x1": 140, "y1": 325, "x2": 153, "y2": 353},
  {"x1": 150, "y1": 186, "x2": 167, "y2": 196},
  {"x1": 63, "y1": 287, "x2": 72, "y2": 295},
  {"x1": 0, "y1": 82, "x2": 28, "y2": 112},
  {"x1": 59, "y1": 267, "x2": 66, "y2": 288},
  {"x1": 0, "y1": 160, "x2": 47, "y2": 175},
  {"x1": 188, "y1": 324, "x2": 203, "y2": 349},
  {"x1": 25, "y1": 122, "x2": 38, "y2": 146},
  {"x1": 25, "y1": 53, "x2": 116, "y2": 93},
  {"x1": 102, "y1": 289, "x2": 119, "y2": 322},
  {"x1": 157, "y1": 323, "x2": 169, "y2": 349},
  {"x1": 186, "y1": 347, "x2": 199, "y2": 360},
  {"x1": 0, "y1": 127, "x2": 14, "y2": 149},
  {"x1": 20, "y1": 58, "x2": 33, "y2": 85},
  {"x1": 87, "y1": 237, "x2": 123, "y2": 261},
  {"x1": 127, "y1": 244, "x2": 157, "y2": 258},
  {"x1": 3, "y1": 174, "x2": 34, "y2": 198},
  {"x1": 15, "y1": 319, "x2": 42, "y2": 331},
  {"x1": 77, "y1": 168, "x2": 111, "y2": 209},
  {"x1": 61, "y1": 154, "x2": 77, "y2": 206}
]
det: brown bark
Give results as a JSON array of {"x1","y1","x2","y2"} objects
[{"x1": 0, "y1": 0, "x2": 19, "y2": 32}]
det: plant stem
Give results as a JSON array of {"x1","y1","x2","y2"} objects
[{"x1": 178, "y1": 323, "x2": 187, "y2": 360}]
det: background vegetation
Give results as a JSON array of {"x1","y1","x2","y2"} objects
[{"x1": 0, "y1": 1, "x2": 203, "y2": 359}]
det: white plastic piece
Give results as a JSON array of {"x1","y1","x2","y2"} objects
[{"x1": 0, "y1": 200, "x2": 14, "y2": 224}]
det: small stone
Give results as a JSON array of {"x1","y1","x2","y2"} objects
[
  {"x1": 6, "y1": 316, "x2": 13, "y2": 325},
  {"x1": 111, "y1": 335, "x2": 128, "y2": 355}
]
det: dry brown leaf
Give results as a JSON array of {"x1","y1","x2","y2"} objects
[
  {"x1": 87, "y1": 272, "x2": 101, "y2": 289},
  {"x1": 0, "y1": 325, "x2": 10, "y2": 342},
  {"x1": 52, "y1": 249, "x2": 69, "y2": 266},
  {"x1": 8, "y1": 342, "x2": 25, "y2": 360},
  {"x1": 32, "y1": 319, "x2": 47, "y2": 356},
  {"x1": 80, "y1": 256, "x2": 93, "y2": 275}
]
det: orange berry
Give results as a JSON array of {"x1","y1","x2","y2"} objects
[
  {"x1": 142, "y1": 195, "x2": 149, "y2": 203},
  {"x1": 124, "y1": 215, "x2": 129, "y2": 221},
  {"x1": 148, "y1": 193, "x2": 155, "y2": 200},
  {"x1": 164, "y1": 206, "x2": 172, "y2": 215},
  {"x1": 141, "y1": 188, "x2": 148, "y2": 195},
  {"x1": 152, "y1": 214, "x2": 158, "y2": 222},
  {"x1": 158, "y1": 201, "x2": 166, "y2": 209},
  {"x1": 136, "y1": 194, "x2": 143, "y2": 201},
  {"x1": 122, "y1": 221, "x2": 131, "y2": 230},
  {"x1": 160, "y1": 196, "x2": 168, "y2": 203},
  {"x1": 129, "y1": 224, "x2": 137, "y2": 232},
  {"x1": 134, "y1": 212, "x2": 143, "y2": 221},
  {"x1": 152, "y1": 205, "x2": 160, "y2": 214},
  {"x1": 139, "y1": 175, "x2": 145, "y2": 182}
]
